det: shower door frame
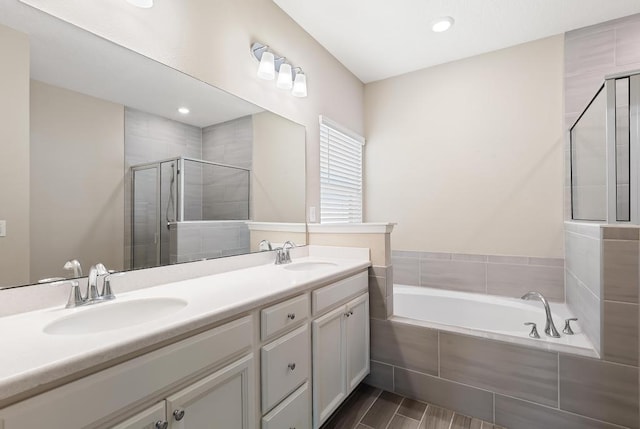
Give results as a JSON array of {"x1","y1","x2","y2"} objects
[
  {"x1": 131, "y1": 163, "x2": 162, "y2": 268},
  {"x1": 570, "y1": 70, "x2": 640, "y2": 225}
]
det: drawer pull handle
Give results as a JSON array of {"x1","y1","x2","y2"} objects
[
  {"x1": 288, "y1": 363, "x2": 296, "y2": 371},
  {"x1": 287, "y1": 313, "x2": 296, "y2": 320},
  {"x1": 155, "y1": 421, "x2": 169, "y2": 429},
  {"x1": 173, "y1": 409, "x2": 186, "y2": 421}
]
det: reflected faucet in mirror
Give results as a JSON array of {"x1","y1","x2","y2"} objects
[{"x1": 63, "y1": 260, "x2": 83, "y2": 278}]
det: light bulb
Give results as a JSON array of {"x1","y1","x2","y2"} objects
[
  {"x1": 257, "y1": 51, "x2": 275, "y2": 80},
  {"x1": 432, "y1": 16, "x2": 454, "y2": 33},
  {"x1": 292, "y1": 72, "x2": 307, "y2": 98},
  {"x1": 277, "y1": 63, "x2": 293, "y2": 90},
  {"x1": 178, "y1": 107, "x2": 190, "y2": 114}
]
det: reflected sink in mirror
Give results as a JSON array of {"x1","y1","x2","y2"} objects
[
  {"x1": 43, "y1": 298, "x2": 188, "y2": 335},
  {"x1": 283, "y1": 261, "x2": 338, "y2": 272}
]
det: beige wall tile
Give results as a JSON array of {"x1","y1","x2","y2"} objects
[
  {"x1": 603, "y1": 301, "x2": 639, "y2": 366},
  {"x1": 440, "y1": 333, "x2": 558, "y2": 407},
  {"x1": 603, "y1": 239, "x2": 639, "y2": 303},
  {"x1": 486, "y1": 263, "x2": 564, "y2": 301},
  {"x1": 364, "y1": 360, "x2": 394, "y2": 392},
  {"x1": 559, "y1": 355, "x2": 639, "y2": 429},
  {"x1": 419, "y1": 259, "x2": 485, "y2": 294},
  {"x1": 394, "y1": 368, "x2": 494, "y2": 423},
  {"x1": 495, "y1": 394, "x2": 623, "y2": 429},
  {"x1": 370, "y1": 319, "x2": 438, "y2": 375}
]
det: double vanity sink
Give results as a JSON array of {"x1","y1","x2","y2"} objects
[
  {"x1": 42, "y1": 260, "x2": 339, "y2": 336},
  {"x1": 0, "y1": 245, "x2": 370, "y2": 429}
]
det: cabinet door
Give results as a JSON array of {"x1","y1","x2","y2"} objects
[
  {"x1": 165, "y1": 354, "x2": 254, "y2": 429},
  {"x1": 312, "y1": 305, "x2": 347, "y2": 429},
  {"x1": 346, "y1": 293, "x2": 370, "y2": 392},
  {"x1": 111, "y1": 402, "x2": 167, "y2": 429}
]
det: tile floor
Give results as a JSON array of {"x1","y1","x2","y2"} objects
[{"x1": 321, "y1": 383, "x2": 506, "y2": 429}]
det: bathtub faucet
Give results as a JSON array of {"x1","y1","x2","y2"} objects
[{"x1": 521, "y1": 291, "x2": 561, "y2": 338}]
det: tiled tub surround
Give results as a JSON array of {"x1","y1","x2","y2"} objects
[
  {"x1": 365, "y1": 318, "x2": 639, "y2": 429},
  {"x1": 565, "y1": 222, "x2": 640, "y2": 366},
  {"x1": 0, "y1": 245, "x2": 370, "y2": 407},
  {"x1": 393, "y1": 285, "x2": 595, "y2": 357},
  {"x1": 391, "y1": 250, "x2": 565, "y2": 301}
]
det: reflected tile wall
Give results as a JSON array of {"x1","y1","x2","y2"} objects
[{"x1": 169, "y1": 221, "x2": 250, "y2": 263}]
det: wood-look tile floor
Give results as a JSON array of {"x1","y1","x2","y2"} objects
[{"x1": 320, "y1": 384, "x2": 506, "y2": 429}]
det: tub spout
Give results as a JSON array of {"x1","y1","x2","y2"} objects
[{"x1": 521, "y1": 291, "x2": 561, "y2": 338}]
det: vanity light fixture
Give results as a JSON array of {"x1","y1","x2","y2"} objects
[
  {"x1": 125, "y1": 0, "x2": 153, "y2": 8},
  {"x1": 251, "y1": 42, "x2": 307, "y2": 97},
  {"x1": 291, "y1": 69, "x2": 307, "y2": 98},
  {"x1": 178, "y1": 107, "x2": 190, "y2": 114},
  {"x1": 432, "y1": 16, "x2": 454, "y2": 33},
  {"x1": 277, "y1": 63, "x2": 293, "y2": 90}
]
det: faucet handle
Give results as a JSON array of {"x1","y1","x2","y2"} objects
[
  {"x1": 563, "y1": 318, "x2": 578, "y2": 335},
  {"x1": 101, "y1": 272, "x2": 123, "y2": 300},
  {"x1": 50, "y1": 279, "x2": 84, "y2": 308},
  {"x1": 524, "y1": 322, "x2": 540, "y2": 339}
]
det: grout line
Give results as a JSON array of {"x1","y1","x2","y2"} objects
[
  {"x1": 382, "y1": 399, "x2": 404, "y2": 429},
  {"x1": 492, "y1": 392, "x2": 496, "y2": 424},
  {"x1": 356, "y1": 388, "x2": 383, "y2": 427},
  {"x1": 418, "y1": 404, "x2": 430, "y2": 429},
  {"x1": 437, "y1": 331, "x2": 441, "y2": 377},
  {"x1": 447, "y1": 411, "x2": 455, "y2": 429}
]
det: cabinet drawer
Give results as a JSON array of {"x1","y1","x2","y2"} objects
[
  {"x1": 261, "y1": 324, "x2": 310, "y2": 413},
  {"x1": 262, "y1": 382, "x2": 311, "y2": 429},
  {"x1": 312, "y1": 271, "x2": 367, "y2": 315},
  {"x1": 261, "y1": 294, "x2": 309, "y2": 341}
]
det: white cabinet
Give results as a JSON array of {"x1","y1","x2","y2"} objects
[
  {"x1": 165, "y1": 354, "x2": 254, "y2": 429},
  {"x1": 111, "y1": 402, "x2": 167, "y2": 429},
  {"x1": 311, "y1": 293, "x2": 369, "y2": 429},
  {"x1": 261, "y1": 382, "x2": 311, "y2": 429},
  {"x1": 261, "y1": 324, "x2": 310, "y2": 413}
]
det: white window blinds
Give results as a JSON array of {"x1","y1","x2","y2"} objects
[{"x1": 319, "y1": 116, "x2": 365, "y2": 224}]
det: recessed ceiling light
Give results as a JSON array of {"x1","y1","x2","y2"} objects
[
  {"x1": 178, "y1": 107, "x2": 190, "y2": 114},
  {"x1": 432, "y1": 16, "x2": 454, "y2": 33},
  {"x1": 126, "y1": 0, "x2": 153, "y2": 8}
]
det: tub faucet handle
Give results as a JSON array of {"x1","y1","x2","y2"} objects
[
  {"x1": 524, "y1": 322, "x2": 540, "y2": 339},
  {"x1": 563, "y1": 318, "x2": 578, "y2": 335}
]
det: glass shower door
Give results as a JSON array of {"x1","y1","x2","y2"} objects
[{"x1": 132, "y1": 165, "x2": 160, "y2": 269}]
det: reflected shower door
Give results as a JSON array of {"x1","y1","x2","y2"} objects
[{"x1": 132, "y1": 166, "x2": 160, "y2": 269}]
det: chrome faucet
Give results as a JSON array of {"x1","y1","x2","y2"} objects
[
  {"x1": 259, "y1": 240, "x2": 273, "y2": 251},
  {"x1": 53, "y1": 263, "x2": 115, "y2": 308},
  {"x1": 275, "y1": 241, "x2": 296, "y2": 265},
  {"x1": 63, "y1": 259, "x2": 83, "y2": 278},
  {"x1": 521, "y1": 291, "x2": 561, "y2": 338},
  {"x1": 87, "y1": 263, "x2": 109, "y2": 301}
]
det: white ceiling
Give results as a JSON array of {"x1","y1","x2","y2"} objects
[
  {"x1": 273, "y1": 0, "x2": 640, "y2": 83},
  {"x1": 0, "y1": 0, "x2": 263, "y2": 128}
]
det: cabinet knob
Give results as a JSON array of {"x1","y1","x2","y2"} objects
[
  {"x1": 155, "y1": 421, "x2": 169, "y2": 429},
  {"x1": 173, "y1": 409, "x2": 186, "y2": 421},
  {"x1": 345, "y1": 310, "x2": 353, "y2": 317},
  {"x1": 288, "y1": 363, "x2": 296, "y2": 371},
  {"x1": 287, "y1": 313, "x2": 296, "y2": 320}
]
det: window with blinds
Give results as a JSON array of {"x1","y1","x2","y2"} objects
[{"x1": 319, "y1": 116, "x2": 365, "y2": 224}]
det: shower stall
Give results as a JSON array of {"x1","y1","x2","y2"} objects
[
  {"x1": 131, "y1": 157, "x2": 251, "y2": 269},
  {"x1": 570, "y1": 71, "x2": 639, "y2": 223}
]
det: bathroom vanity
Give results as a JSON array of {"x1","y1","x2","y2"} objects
[{"x1": 0, "y1": 246, "x2": 370, "y2": 429}]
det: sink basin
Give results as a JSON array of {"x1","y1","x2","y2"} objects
[
  {"x1": 283, "y1": 261, "x2": 338, "y2": 272},
  {"x1": 44, "y1": 297, "x2": 188, "y2": 335}
]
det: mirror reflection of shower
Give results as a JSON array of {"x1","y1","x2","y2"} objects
[
  {"x1": 131, "y1": 157, "x2": 251, "y2": 269},
  {"x1": 166, "y1": 162, "x2": 176, "y2": 229}
]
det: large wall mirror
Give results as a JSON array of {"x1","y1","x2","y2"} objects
[{"x1": 0, "y1": 2, "x2": 307, "y2": 289}]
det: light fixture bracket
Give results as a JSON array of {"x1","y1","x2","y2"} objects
[{"x1": 251, "y1": 42, "x2": 287, "y2": 73}]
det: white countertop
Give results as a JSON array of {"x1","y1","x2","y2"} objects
[{"x1": 0, "y1": 248, "x2": 370, "y2": 406}]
